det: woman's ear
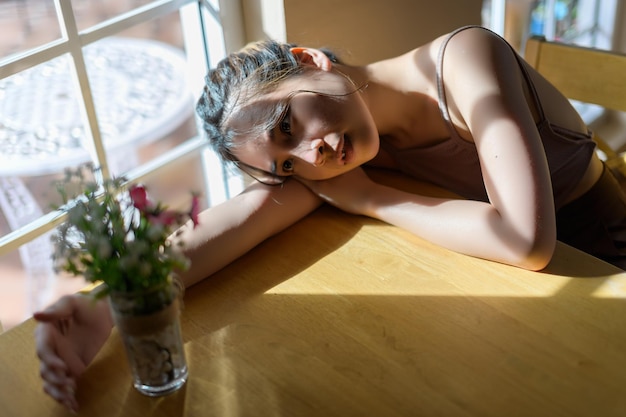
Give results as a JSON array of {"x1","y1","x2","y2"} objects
[{"x1": 290, "y1": 47, "x2": 333, "y2": 71}]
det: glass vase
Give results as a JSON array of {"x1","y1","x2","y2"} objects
[{"x1": 109, "y1": 279, "x2": 188, "y2": 396}]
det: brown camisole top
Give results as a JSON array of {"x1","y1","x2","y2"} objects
[{"x1": 380, "y1": 25, "x2": 596, "y2": 210}]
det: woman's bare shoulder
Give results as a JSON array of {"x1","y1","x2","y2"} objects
[
  {"x1": 438, "y1": 26, "x2": 523, "y2": 101},
  {"x1": 398, "y1": 27, "x2": 502, "y2": 62},
  {"x1": 443, "y1": 26, "x2": 513, "y2": 66},
  {"x1": 369, "y1": 27, "x2": 503, "y2": 85}
]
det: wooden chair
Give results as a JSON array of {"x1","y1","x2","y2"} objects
[{"x1": 524, "y1": 35, "x2": 626, "y2": 178}]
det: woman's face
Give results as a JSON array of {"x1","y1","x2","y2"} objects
[{"x1": 226, "y1": 68, "x2": 379, "y2": 181}]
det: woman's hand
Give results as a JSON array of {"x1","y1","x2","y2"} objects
[
  {"x1": 296, "y1": 167, "x2": 376, "y2": 215},
  {"x1": 33, "y1": 293, "x2": 113, "y2": 413}
]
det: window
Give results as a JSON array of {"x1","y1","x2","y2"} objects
[{"x1": 0, "y1": 0, "x2": 243, "y2": 330}]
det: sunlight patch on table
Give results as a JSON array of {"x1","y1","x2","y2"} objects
[
  {"x1": 590, "y1": 277, "x2": 626, "y2": 299},
  {"x1": 264, "y1": 272, "x2": 575, "y2": 298}
]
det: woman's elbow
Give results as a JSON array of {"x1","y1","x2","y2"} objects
[
  {"x1": 512, "y1": 234, "x2": 557, "y2": 271},
  {"x1": 516, "y1": 248, "x2": 554, "y2": 271}
]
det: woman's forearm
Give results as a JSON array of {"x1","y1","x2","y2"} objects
[
  {"x1": 364, "y1": 183, "x2": 555, "y2": 270},
  {"x1": 174, "y1": 180, "x2": 323, "y2": 288}
]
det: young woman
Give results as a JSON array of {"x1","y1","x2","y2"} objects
[{"x1": 34, "y1": 25, "x2": 626, "y2": 411}]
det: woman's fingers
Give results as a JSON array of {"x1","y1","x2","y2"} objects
[
  {"x1": 33, "y1": 295, "x2": 76, "y2": 322},
  {"x1": 38, "y1": 332, "x2": 80, "y2": 413},
  {"x1": 39, "y1": 359, "x2": 69, "y2": 384},
  {"x1": 43, "y1": 379, "x2": 78, "y2": 413}
]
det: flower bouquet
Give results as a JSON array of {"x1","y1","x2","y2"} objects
[{"x1": 52, "y1": 165, "x2": 199, "y2": 396}]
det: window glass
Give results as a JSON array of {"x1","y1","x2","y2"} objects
[
  {"x1": 0, "y1": 1, "x2": 61, "y2": 60},
  {"x1": 72, "y1": 0, "x2": 155, "y2": 31},
  {"x1": 88, "y1": 12, "x2": 197, "y2": 176}
]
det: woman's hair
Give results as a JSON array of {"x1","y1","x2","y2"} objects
[{"x1": 195, "y1": 40, "x2": 340, "y2": 185}]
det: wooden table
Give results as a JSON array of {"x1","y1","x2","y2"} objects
[{"x1": 2, "y1": 172, "x2": 626, "y2": 417}]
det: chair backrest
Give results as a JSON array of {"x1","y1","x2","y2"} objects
[{"x1": 524, "y1": 36, "x2": 626, "y2": 113}]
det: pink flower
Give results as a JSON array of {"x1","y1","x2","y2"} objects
[
  {"x1": 130, "y1": 184, "x2": 200, "y2": 229},
  {"x1": 129, "y1": 185, "x2": 150, "y2": 211}
]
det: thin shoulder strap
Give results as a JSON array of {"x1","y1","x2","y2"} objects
[
  {"x1": 436, "y1": 25, "x2": 479, "y2": 129},
  {"x1": 436, "y1": 25, "x2": 546, "y2": 128}
]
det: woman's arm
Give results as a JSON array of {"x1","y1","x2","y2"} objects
[
  {"x1": 364, "y1": 182, "x2": 555, "y2": 271},
  {"x1": 174, "y1": 178, "x2": 323, "y2": 288},
  {"x1": 300, "y1": 167, "x2": 553, "y2": 271},
  {"x1": 435, "y1": 27, "x2": 557, "y2": 268}
]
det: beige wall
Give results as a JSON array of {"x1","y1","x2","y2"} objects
[
  {"x1": 282, "y1": 0, "x2": 483, "y2": 64},
  {"x1": 241, "y1": 0, "x2": 287, "y2": 46}
]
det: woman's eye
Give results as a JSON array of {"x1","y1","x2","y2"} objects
[
  {"x1": 282, "y1": 159, "x2": 294, "y2": 172},
  {"x1": 279, "y1": 109, "x2": 291, "y2": 134}
]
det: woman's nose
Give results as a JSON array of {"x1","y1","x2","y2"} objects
[{"x1": 296, "y1": 138, "x2": 325, "y2": 166}]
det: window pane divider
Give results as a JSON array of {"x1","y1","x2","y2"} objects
[{"x1": 57, "y1": 0, "x2": 111, "y2": 180}]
